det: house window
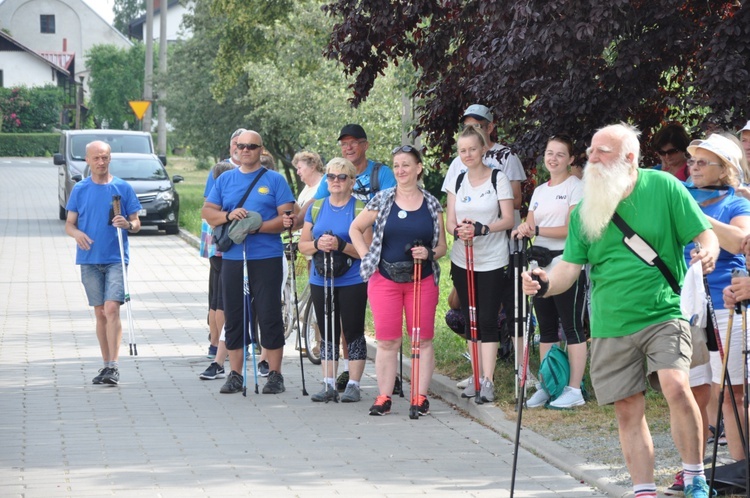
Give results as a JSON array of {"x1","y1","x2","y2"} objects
[{"x1": 40, "y1": 15, "x2": 55, "y2": 34}]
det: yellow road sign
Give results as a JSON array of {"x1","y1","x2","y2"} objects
[{"x1": 129, "y1": 101, "x2": 151, "y2": 120}]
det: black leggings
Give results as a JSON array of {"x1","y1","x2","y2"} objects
[
  {"x1": 310, "y1": 282, "x2": 368, "y2": 361},
  {"x1": 451, "y1": 263, "x2": 513, "y2": 343},
  {"x1": 221, "y1": 257, "x2": 284, "y2": 351},
  {"x1": 208, "y1": 256, "x2": 223, "y2": 311},
  {"x1": 533, "y1": 271, "x2": 587, "y2": 345}
]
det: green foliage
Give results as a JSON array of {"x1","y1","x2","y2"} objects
[
  {"x1": 0, "y1": 133, "x2": 60, "y2": 156},
  {"x1": 113, "y1": 0, "x2": 145, "y2": 36},
  {"x1": 86, "y1": 43, "x2": 147, "y2": 128},
  {"x1": 0, "y1": 86, "x2": 65, "y2": 132}
]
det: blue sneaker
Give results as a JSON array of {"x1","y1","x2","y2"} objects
[{"x1": 684, "y1": 475, "x2": 714, "y2": 498}]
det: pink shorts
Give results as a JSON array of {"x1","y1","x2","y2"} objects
[{"x1": 368, "y1": 271, "x2": 439, "y2": 342}]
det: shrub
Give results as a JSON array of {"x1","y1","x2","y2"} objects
[
  {"x1": 0, "y1": 133, "x2": 60, "y2": 156},
  {"x1": 0, "y1": 86, "x2": 65, "y2": 132}
]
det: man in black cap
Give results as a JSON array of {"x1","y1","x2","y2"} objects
[{"x1": 314, "y1": 124, "x2": 396, "y2": 202}]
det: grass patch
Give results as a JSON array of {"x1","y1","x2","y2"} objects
[{"x1": 169, "y1": 157, "x2": 208, "y2": 236}]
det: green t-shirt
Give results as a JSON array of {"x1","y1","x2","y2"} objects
[{"x1": 563, "y1": 169, "x2": 711, "y2": 338}]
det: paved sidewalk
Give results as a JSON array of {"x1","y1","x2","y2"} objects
[{"x1": 0, "y1": 158, "x2": 621, "y2": 497}]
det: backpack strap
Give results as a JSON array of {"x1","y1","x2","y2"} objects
[
  {"x1": 455, "y1": 171, "x2": 466, "y2": 193},
  {"x1": 370, "y1": 163, "x2": 381, "y2": 194},
  {"x1": 312, "y1": 198, "x2": 365, "y2": 225},
  {"x1": 491, "y1": 168, "x2": 500, "y2": 193}
]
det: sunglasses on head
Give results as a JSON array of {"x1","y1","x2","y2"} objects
[
  {"x1": 236, "y1": 143, "x2": 262, "y2": 151},
  {"x1": 392, "y1": 144, "x2": 423, "y2": 161},
  {"x1": 326, "y1": 173, "x2": 350, "y2": 181}
]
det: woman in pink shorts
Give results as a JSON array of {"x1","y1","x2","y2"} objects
[{"x1": 350, "y1": 145, "x2": 447, "y2": 416}]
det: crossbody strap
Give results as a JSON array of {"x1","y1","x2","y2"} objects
[
  {"x1": 235, "y1": 168, "x2": 267, "y2": 210},
  {"x1": 611, "y1": 212, "x2": 681, "y2": 295}
]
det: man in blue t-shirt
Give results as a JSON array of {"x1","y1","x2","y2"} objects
[{"x1": 65, "y1": 140, "x2": 142, "y2": 387}]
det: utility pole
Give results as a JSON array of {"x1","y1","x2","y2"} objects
[
  {"x1": 157, "y1": 0, "x2": 167, "y2": 156},
  {"x1": 143, "y1": 0, "x2": 154, "y2": 132}
]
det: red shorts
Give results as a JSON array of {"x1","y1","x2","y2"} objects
[{"x1": 368, "y1": 271, "x2": 439, "y2": 342}]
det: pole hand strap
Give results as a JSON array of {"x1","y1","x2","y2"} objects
[{"x1": 611, "y1": 212, "x2": 681, "y2": 295}]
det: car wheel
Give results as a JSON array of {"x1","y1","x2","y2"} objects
[
  {"x1": 59, "y1": 205, "x2": 66, "y2": 221},
  {"x1": 165, "y1": 224, "x2": 179, "y2": 235}
]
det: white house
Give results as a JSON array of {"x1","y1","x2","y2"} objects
[
  {"x1": 0, "y1": 0, "x2": 132, "y2": 90},
  {"x1": 129, "y1": 0, "x2": 193, "y2": 42},
  {"x1": 0, "y1": 29, "x2": 71, "y2": 88}
]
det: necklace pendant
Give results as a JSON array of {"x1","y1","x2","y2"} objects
[{"x1": 398, "y1": 210, "x2": 407, "y2": 219}]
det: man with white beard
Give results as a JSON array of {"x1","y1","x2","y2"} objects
[{"x1": 523, "y1": 123, "x2": 719, "y2": 498}]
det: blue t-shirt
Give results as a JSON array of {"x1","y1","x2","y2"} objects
[
  {"x1": 66, "y1": 176, "x2": 142, "y2": 265},
  {"x1": 684, "y1": 193, "x2": 750, "y2": 305},
  {"x1": 304, "y1": 197, "x2": 363, "y2": 287},
  {"x1": 203, "y1": 158, "x2": 236, "y2": 198},
  {"x1": 378, "y1": 199, "x2": 434, "y2": 280},
  {"x1": 207, "y1": 167, "x2": 295, "y2": 261},
  {"x1": 314, "y1": 159, "x2": 396, "y2": 201}
]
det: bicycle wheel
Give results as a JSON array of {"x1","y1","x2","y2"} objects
[
  {"x1": 281, "y1": 258, "x2": 297, "y2": 340},
  {"x1": 302, "y1": 297, "x2": 321, "y2": 365}
]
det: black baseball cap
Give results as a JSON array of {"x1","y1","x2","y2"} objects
[{"x1": 338, "y1": 124, "x2": 367, "y2": 141}]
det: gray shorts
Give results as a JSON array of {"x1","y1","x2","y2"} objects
[
  {"x1": 590, "y1": 319, "x2": 692, "y2": 405},
  {"x1": 81, "y1": 263, "x2": 125, "y2": 306}
]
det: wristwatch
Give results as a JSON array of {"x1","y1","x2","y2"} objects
[
  {"x1": 482, "y1": 225, "x2": 490, "y2": 236},
  {"x1": 127, "y1": 221, "x2": 133, "y2": 231},
  {"x1": 535, "y1": 226, "x2": 539, "y2": 237}
]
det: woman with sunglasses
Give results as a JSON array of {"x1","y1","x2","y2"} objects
[
  {"x1": 683, "y1": 134, "x2": 750, "y2": 465},
  {"x1": 514, "y1": 134, "x2": 587, "y2": 410},
  {"x1": 651, "y1": 123, "x2": 691, "y2": 181},
  {"x1": 446, "y1": 126, "x2": 515, "y2": 404},
  {"x1": 350, "y1": 145, "x2": 447, "y2": 416},
  {"x1": 298, "y1": 158, "x2": 372, "y2": 403}
]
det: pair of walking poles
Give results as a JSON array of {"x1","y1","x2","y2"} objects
[
  {"x1": 708, "y1": 268, "x2": 750, "y2": 493},
  {"x1": 112, "y1": 195, "x2": 137, "y2": 356}
]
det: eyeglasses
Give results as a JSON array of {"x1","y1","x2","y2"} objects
[
  {"x1": 326, "y1": 173, "x2": 351, "y2": 181},
  {"x1": 657, "y1": 148, "x2": 680, "y2": 156},
  {"x1": 392, "y1": 144, "x2": 423, "y2": 161},
  {"x1": 338, "y1": 139, "x2": 365, "y2": 149},
  {"x1": 687, "y1": 158, "x2": 721, "y2": 168},
  {"x1": 236, "y1": 143, "x2": 262, "y2": 151}
]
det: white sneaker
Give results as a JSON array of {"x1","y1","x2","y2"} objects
[
  {"x1": 456, "y1": 375, "x2": 473, "y2": 389},
  {"x1": 548, "y1": 386, "x2": 585, "y2": 409},
  {"x1": 526, "y1": 388, "x2": 550, "y2": 408}
]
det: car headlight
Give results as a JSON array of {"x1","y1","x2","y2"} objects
[{"x1": 156, "y1": 190, "x2": 175, "y2": 202}]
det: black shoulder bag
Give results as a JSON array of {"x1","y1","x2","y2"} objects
[{"x1": 212, "y1": 168, "x2": 267, "y2": 252}]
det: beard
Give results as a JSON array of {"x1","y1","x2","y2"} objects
[{"x1": 579, "y1": 157, "x2": 635, "y2": 242}]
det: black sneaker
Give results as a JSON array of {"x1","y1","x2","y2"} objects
[
  {"x1": 257, "y1": 360, "x2": 270, "y2": 377},
  {"x1": 220, "y1": 371, "x2": 243, "y2": 394},
  {"x1": 262, "y1": 370, "x2": 286, "y2": 394},
  {"x1": 369, "y1": 395, "x2": 392, "y2": 416},
  {"x1": 336, "y1": 371, "x2": 350, "y2": 392},
  {"x1": 92, "y1": 368, "x2": 108, "y2": 385},
  {"x1": 417, "y1": 395, "x2": 430, "y2": 416},
  {"x1": 199, "y1": 362, "x2": 226, "y2": 380},
  {"x1": 392, "y1": 376, "x2": 402, "y2": 396},
  {"x1": 102, "y1": 367, "x2": 119, "y2": 385}
]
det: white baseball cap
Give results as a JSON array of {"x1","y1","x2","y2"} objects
[
  {"x1": 687, "y1": 134, "x2": 743, "y2": 179},
  {"x1": 740, "y1": 120, "x2": 750, "y2": 133}
]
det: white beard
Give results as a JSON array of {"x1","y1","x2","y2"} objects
[{"x1": 579, "y1": 157, "x2": 635, "y2": 242}]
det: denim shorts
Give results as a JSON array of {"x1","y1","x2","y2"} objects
[{"x1": 81, "y1": 264, "x2": 125, "y2": 306}]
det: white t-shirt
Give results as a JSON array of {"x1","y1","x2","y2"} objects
[
  {"x1": 442, "y1": 143, "x2": 526, "y2": 226},
  {"x1": 298, "y1": 177, "x2": 323, "y2": 207},
  {"x1": 529, "y1": 175, "x2": 583, "y2": 270},
  {"x1": 447, "y1": 169, "x2": 514, "y2": 271}
]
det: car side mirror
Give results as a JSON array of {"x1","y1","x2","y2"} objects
[
  {"x1": 172, "y1": 175, "x2": 184, "y2": 184},
  {"x1": 53, "y1": 153, "x2": 65, "y2": 165},
  {"x1": 159, "y1": 155, "x2": 168, "y2": 166},
  {"x1": 72, "y1": 174, "x2": 82, "y2": 182}
]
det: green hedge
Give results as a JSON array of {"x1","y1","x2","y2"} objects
[{"x1": 0, "y1": 133, "x2": 60, "y2": 156}]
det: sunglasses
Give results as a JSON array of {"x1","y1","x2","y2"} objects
[
  {"x1": 236, "y1": 143, "x2": 262, "y2": 151},
  {"x1": 392, "y1": 144, "x2": 423, "y2": 161},
  {"x1": 326, "y1": 173, "x2": 351, "y2": 181},
  {"x1": 657, "y1": 148, "x2": 680, "y2": 156}
]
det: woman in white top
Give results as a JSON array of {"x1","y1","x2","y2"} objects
[
  {"x1": 515, "y1": 134, "x2": 586, "y2": 409},
  {"x1": 446, "y1": 126, "x2": 515, "y2": 403},
  {"x1": 293, "y1": 151, "x2": 325, "y2": 206}
]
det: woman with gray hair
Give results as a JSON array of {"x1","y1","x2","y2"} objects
[
  {"x1": 684, "y1": 133, "x2": 750, "y2": 464},
  {"x1": 293, "y1": 151, "x2": 325, "y2": 206}
]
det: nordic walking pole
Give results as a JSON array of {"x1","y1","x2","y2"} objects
[
  {"x1": 464, "y1": 233, "x2": 481, "y2": 403},
  {"x1": 285, "y1": 210, "x2": 308, "y2": 396},
  {"x1": 242, "y1": 239, "x2": 259, "y2": 395},
  {"x1": 511, "y1": 237, "x2": 526, "y2": 405},
  {"x1": 510, "y1": 263, "x2": 539, "y2": 498},
  {"x1": 328, "y1": 235, "x2": 339, "y2": 403},
  {"x1": 409, "y1": 240, "x2": 424, "y2": 420},
  {"x1": 112, "y1": 195, "x2": 137, "y2": 356}
]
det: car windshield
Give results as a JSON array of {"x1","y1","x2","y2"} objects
[
  {"x1": 110, "y1": 158, "x2": 168, "y2": 181},
  {"x1": 71, "y1": 135, "x2": 152, "y2": 160}
]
